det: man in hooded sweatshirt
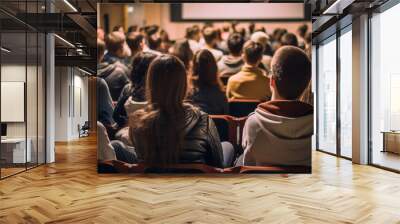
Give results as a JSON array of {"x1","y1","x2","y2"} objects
[
  {"x1": 98, "y1": 34, "x2": 130, "y2": 101},
  {"x1": 241, "y1": 46, "x2": 313, "y2": 167},
  {"x1": 218, "y1": 33, "x2": 245, "y2": 79}
]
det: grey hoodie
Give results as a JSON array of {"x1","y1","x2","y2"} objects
[
  {"x1": 217, "y1": 55, "x2": 244, "y2": 77},
  {"x1": 242, "y1": 100, "x2": 313, "y2": 166},
  {"x1": 97, "y1": 61, "x2": 130, "y2": 101}
]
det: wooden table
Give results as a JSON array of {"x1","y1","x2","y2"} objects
[{"x1": 381, "y1": 131, "x2": 400, "y2": 154}]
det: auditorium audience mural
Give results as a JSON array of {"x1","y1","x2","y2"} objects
[{"x1": 96, "y1": 3, "x2": 313, "y2": 174}]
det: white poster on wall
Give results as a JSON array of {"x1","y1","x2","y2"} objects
[{"x1": 1, "y1": 82, "x2": 25, "y2": 122}]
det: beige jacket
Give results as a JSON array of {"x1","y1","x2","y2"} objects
[{"x1": 226, "y1": 65, "x2": 271, "y2": 101}]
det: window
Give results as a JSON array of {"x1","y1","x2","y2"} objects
[
  {"x1": 339, "y1": 27, "x2": 352, "y2": 158},
  {"x1": 0, "y1": 1, "x2": 46, "y2": 179},
  {"x1": 317, "y1": 36, "x2": 337, "y2": 154},
  {"x1": 370, "y1": 2, "x2": 400, "y2": 171}
]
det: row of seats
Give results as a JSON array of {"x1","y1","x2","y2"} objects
[
  {"x1": 98, "y1": 160, "x2": 311, "y2": 174},
  {"x1": 98, "y1": 99, "x2": 302, "y2": 174}
]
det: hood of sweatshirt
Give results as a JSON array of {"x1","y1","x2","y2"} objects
[
  {"x1": 254, "y1": 100, "x2": 313, "y2": 140},
  {"x1": 220, "y1": 55, "x2": 244, "y2": 68},
  {"x1": 97, "y1": 61, "x2": 117, "y2": 79}
]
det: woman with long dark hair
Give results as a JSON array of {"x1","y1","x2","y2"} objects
[
  {"x1": 128, "y1": 55, "x2": 233, "y2": 167},
  {"x1": 187, "y1": 49, "x2": 229, "y2": 115}
]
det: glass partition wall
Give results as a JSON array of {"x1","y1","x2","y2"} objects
[
  {"x1": 316, "y1": 25, "x2": 353, "y2": 159},
  {"x1": 370, "y1": 2, "x2": 400, "y2": 171},
  {"x1": 0, "y1": 1, "x2": 46, "y2": 179}
]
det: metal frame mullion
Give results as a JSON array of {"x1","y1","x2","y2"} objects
[{"x1": 336, "y1": 25, "x2": 342, "y2": 157}]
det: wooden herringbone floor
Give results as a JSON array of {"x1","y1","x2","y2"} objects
[{"x1": 1, "y1": 136, "x2": 400, "y2": 224}]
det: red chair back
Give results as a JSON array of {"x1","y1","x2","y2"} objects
[
  {"x1": 228, "y1": 99, "x2": 261, "y2": 118},
  {"x1": 112, "y1": 160, "x2": 223, "y2": 173},
  {"x1": 209, "y1": 115, "x2": 237, "y2": 143},
  {"x1": 100, "y1": 160, "x2": 311, "y2": 174}
]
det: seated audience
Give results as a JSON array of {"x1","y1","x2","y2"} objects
[
  {"x1": 127, "y1": 55, "x2": 234, "y2": 168},
  {"x1": 226, "y1": 41, "x2": 271, "y2": 101},
  {"x1": 281, "y1": 32, "x2": 299, "y2": 47},
  {"x1": 187, "y1": 49, "x2": 229, "y2": 115},
  {"x1": 202, "y1": 27, "x2": 224, "y2": 61},
  {"x1": 241, "y1": 46, "x2": 312, "y2": 166},
  {"x1": 98, "y1": 37, "x2": 130, "y2": 101},
  {"x1": 113, "y1": 52, "x2": 157, "y2": 128},
  {"x1": 218, "y1": 33, "x2": 245, "y2": 78},
  {"x1": 251, "y1": 31, "x2": 272, "y2": 72},
  {"x1": 169, "y1": 40, "x2": 194, "y2": 71}
]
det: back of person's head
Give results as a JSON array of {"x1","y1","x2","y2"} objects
[
  {"x1": 169, "y1": 40, "x2": 194, "y2": 70},
  {"x1": 126, "y1": 32, "x2": 144, "y2": 55},
  {"x1": 185, "y1": 26, "x2": 200, "y2": 40},
  {"x1": 255, "y1": 26, "x2": 266, "y2": 34},
  {"x1": 264, "y1": 42, "x2": 273, "y2": 56},
  {"x1": 297, "y1": 24, "x2": 308, "y2": 38},
  {"x1": 191, "y1": 49, "x2": 220, "y2": 89},
  {"x1": 113, "y1": 25, "x2": 124, "y2": 33},
  {"x1": 248, "y1": 23, "x2": 255, "y2": 34},
  {"x1": 127, "y1": 25, "x2": 138, "y2": 33},
  {"x1": 203, "y1": 27, "x2": 217, "y2": 46},
  {"x1": 251, "y1": 31, "x2": 269, "y2": 49},
  {"x1": 273, "y1": 28, "x2": 287, "y2": 43},
  {"x1": 237, "y1": 27, "x2": 246, "y2": 39},
  {"x1": 130, "y1": 52, "x2": 157, "y2": 101},
  {"x1": 222, "y1": 24, "x2": 230, "y2": 32},
  {"x1": 281, "y1": 33, "x2": 298, "y2": 47},
  {"x1": 227, "y1": 33, "x2": 244, "y2": 56},
  {"x1": 146, "y1": 55, "x2": 187, "y2": 110},
  {"x1": 243, "y1": 41, "x2": 264, "y2": 66},
  {"x1": 130, "y1": 55, "x2": 187, "y2": 165},
  {"x1": 97, "y1": 39, "x2": 105, "y2": 62},
  {"x1": 105, "y1": 31, "x2": 125, "y2": 55},
  {"x1": 159, "y1": 29, "x2": 170, "y2": 42},
  {"x1": 270, "y1": 46, "x2": 311, "y2": 100}
]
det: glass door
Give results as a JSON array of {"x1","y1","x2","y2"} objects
[
  {"x1": 370, "y1": 2, "x2": 400, "y2": 171},
  {"x1": 317, "y1": 35, "x2": 337, "y2": 154},
  {"x1": 339, "y1": 26, "x2": 352, "y2": 159}
]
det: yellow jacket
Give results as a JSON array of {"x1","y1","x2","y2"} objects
[{"x1": 226, "y1": 65, "x2": 271, "y2": 101}]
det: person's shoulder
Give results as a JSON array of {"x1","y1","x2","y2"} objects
[{"x1": 243, "y1": 112, "x2": 261, "y2": 134}]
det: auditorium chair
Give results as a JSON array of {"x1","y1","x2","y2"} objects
[
  {"x1": 97, "y1": 160, "x2": 311, "y2": 174},
  {"x1": 209, "y1": 115, "x2": 237, "y2": 143},
  {"x1": 228, "y1": 99, "x2": 261, "y2": 118},
  {"x1": 210, "y1": 115, "x2": 248, "y2": 154}
]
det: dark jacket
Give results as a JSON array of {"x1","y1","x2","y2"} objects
[
  {"x1": 98, "y1": 61, "x2": 130, "y2": 101},
  {"x1": 96, "y1": 77, "x2": 114, "y2": 126},
  {"x1": 132, "y1": 105, "x2": 225, "y2": 168},
  {"x1": 187, "y1": 86, "x2": 229, "y2": 115}
]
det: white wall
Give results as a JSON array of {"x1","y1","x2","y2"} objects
[
  {"x1": 54, "y1": 67, "x2": 89, "y2": 141},
  {"x1": 99, "y1": 4, "x2": 311, "y2": 40}
]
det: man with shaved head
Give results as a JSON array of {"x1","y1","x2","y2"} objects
[{"x1": 240, "y1": 46, "x2": 313, "y2": 167}]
